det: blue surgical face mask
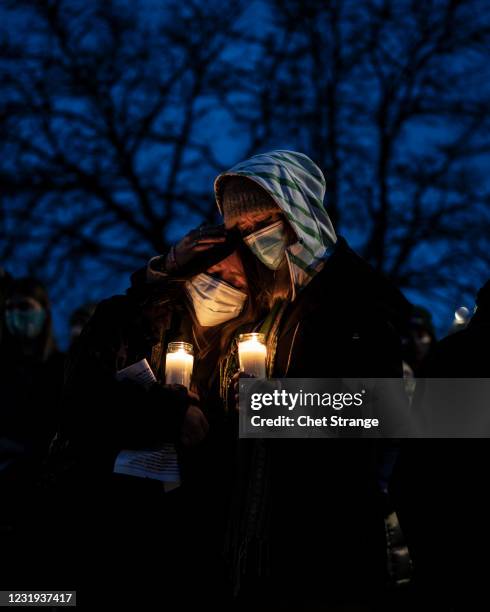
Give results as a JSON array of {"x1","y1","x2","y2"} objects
[
  {"x1": 243, "y1": 220, "x2": 288, "y2": 270},
  {"x1": 5, "y1": 309, "x2": 46, "y2": 339}
]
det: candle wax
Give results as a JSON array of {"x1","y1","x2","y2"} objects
[
  {"x1": 165, "y1": 350, "x2": 194, "y2": 389},
  {"x1": 238, "y1": 339, "x2": 267, "y2": 378}
]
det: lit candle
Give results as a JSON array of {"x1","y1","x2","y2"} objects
[
  {"x1": 165, "y1": 342, "x2": 194, "y2": 389},
  {"x1": 238, "y1": 333, "x2": 267, "y2": 378}
]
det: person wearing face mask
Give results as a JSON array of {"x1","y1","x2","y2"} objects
[
  {"x1": 0, "y1": 277, "x2": 65, "y2": 589},
  {"x1": 48, "y1": 228, "x2": 258, "y2": 608},
  {"x1": 211, "y1": 151, "x2": 413, "y2": 610},
  {"x1": 134, "y1": 153, "x2": 413, "y2": 609},
  {"x1": 1, "y1": 277, "x2": 63, "y2": 476},
  {"x1": 133, "y1": 224, "x2": 278, "y2": 607}
]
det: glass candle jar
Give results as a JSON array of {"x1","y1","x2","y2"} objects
[
  {"x1": 165, "y1": 342, "x2": 194, "y2": 389},
  {"x1": 238, "y1": 332, "x2": 267, "y2": 378}
]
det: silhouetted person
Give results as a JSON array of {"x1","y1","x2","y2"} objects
[
  {"x1": 392, "y1": 280, "x2": 490, "y2": 611},
  {"x1": 213, "y1": 151, "x2": 412, "y2": 610},
  {"x1": 68, "y1": 302, "x2": 96, "y2": 349},
  {"x1": 0, "y1": 277, "x2": 64, "y2": 588},
  {"x1": 402, "y1": 305, "x2": 436, "y2": 376},
  {"x1": 48, "y1": 227, "x2": 244, "y2": 608}
]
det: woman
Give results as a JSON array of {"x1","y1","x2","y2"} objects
[
  {"x1": 52, "y1": 225, "x2": 261, "y2": 607},
  {"x1": 141, "y1": 151, "x2": 412, "y2": 610},
  {"x1": 0, "y1": 277, "x2": 64, "y2": 590},
  {"x1": 213, "y1": 151, "x2": 412, "y2": 610}
]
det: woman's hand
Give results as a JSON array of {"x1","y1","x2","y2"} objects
[
  {"x1": 172, "y1": 224, "x2": 227, "y2": 271},
  {"x1": 181, "y1": 390, "x2": 209, "y2": 447},
  {"x1": 230, "y1": 371, "x2": 254, "y2": 412}
]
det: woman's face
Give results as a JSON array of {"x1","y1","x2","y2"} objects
[
  {"x1": 5, "y1": 294, "x2": 46, "y2": 340},
  {"x1": 206, "y1": 251, "x2": 248, "y2": 291},
  {"x1": 226, "y1": 210, "x2": 282, "y2": 235},
  {"x1": 6, "y1": 294, "x2": 43, "y2": 312},
  {"x1": 225, "y1": 209, "x2": 296, "y2": 246}
]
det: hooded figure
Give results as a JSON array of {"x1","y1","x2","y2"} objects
[
  {"x1": 130, "y1": 152, "x2": 412, "y2": 608},
  {"x1": 214, "y1": 150, "x2": 410, "y2": 379},
  {"x1": 215, "y1": 150, "x2": 337, "y2": 299},
  {"x1": 214, "y1": 151, "x2": 412, "y2": 608}
]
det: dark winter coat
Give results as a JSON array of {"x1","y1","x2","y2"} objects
[
  {"x1": 43, "y1": 283, "x2": 197, "y2": 605},
  {"x1": 0, "y1": 336, "x2": 64, "y2": 592},
  {"x1": 391, "y1": 291, "x2": 490, "y2": 609},
  {"x1": 57, "y1": 292, "x2": 189, "y2": 469},
  {"x1": 48, "y1": 277, "x2": 236, "y2": 607},
  {"x1": 231, "y1": 237, "x2": 411, "y2": 605}
]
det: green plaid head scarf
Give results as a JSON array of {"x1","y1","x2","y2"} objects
[{"x1": 214, "y1": 150, "x2": 337, "y2": 299}]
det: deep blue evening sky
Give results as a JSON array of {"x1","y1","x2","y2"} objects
[{"x1": 2, "y1": 0, "x2": 489, "y2": 347}]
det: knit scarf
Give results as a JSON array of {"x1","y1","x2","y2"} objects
[{"x1": 222, "y1": 300, "x2": 287, "y2": 597}]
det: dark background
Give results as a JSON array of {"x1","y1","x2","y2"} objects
[{"x1": 1, "y1": 0, "x2": 490, "y2": 346}]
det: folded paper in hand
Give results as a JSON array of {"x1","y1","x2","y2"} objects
[
  {"x1": 114, "y1": 358, "x2": 181, "y2": 490},
  {"x1": 114, "y1": 444, "x2": 180, "y2": 483},
  {"x1": 115, "y1": 358, "x2": 156, "y2": 388}
]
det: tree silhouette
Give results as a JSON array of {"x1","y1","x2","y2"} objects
[
  {"x1": 1, "y1": 0, "x2": 490, "y2": 333},
  {"x1": 0, "y1": 0, "x2": 245, "y2": 299},
  {"x1": 227, "y1": 0, "x2": 490, "y2": 316}
]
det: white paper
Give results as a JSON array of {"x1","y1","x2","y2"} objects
[
  {"x1": 114, "y1": 444, "x2": 181, "y2": 484},
  {"x1": 116, "y1": 358, "x2": 156, "y2": 389},
  {"x1": 115, "y1": 359, "x2": 181, "y2": 488}
]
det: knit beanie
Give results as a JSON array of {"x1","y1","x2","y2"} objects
[{"x1": 219, "y1": 177, "x2": 280, "y2": 227}]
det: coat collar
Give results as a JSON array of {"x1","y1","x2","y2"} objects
[{"x1": 278, "y1": 236, "x2": 412, "y2": 339}]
